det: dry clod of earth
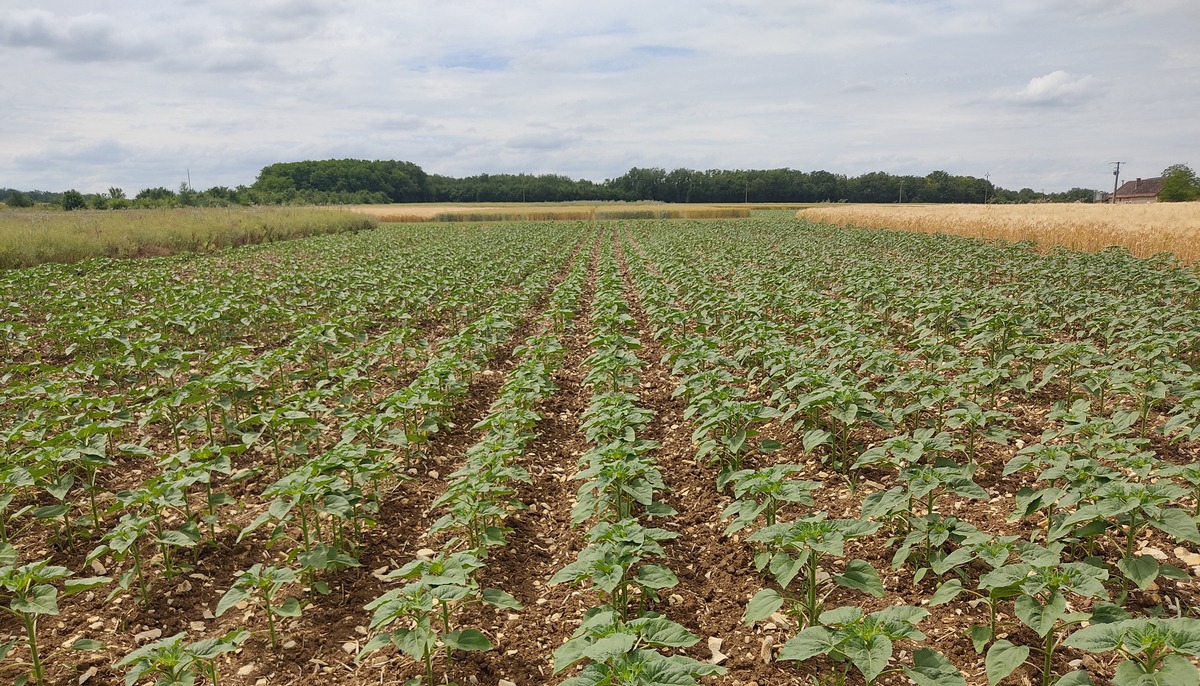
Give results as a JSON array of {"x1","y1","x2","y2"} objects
[{"x1": 708, "y1": 636, "x2": 728, "y2": 664}]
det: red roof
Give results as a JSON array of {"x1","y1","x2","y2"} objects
[{"x1": 1114, "y1": 177, "x2": 1164, "y2": 198}]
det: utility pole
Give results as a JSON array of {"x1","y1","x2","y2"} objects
[
  {"x1": 1109, "y1": 161, "x2": 1124, "y2": 204},
  {"x1": 898, "y1": 180, "x2": 904, "y2": 203},
  {"x1": 983, "y1": 173, "x2": 990, "y2": 205}
]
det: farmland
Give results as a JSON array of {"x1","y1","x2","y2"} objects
[
  {"x1": 0, "y1": 207, "x2": 376, "y2": 269},
  {"x1": 2, "y1": 218, "x2": 1200, "y2": 686},
  {"x1": 799, "y1": 203, "x2": 1200, "y2": 262}
]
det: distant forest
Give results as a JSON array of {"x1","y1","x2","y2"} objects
[{"x1": 2, "y1": 159, "x2": 1098, "y2": 209}]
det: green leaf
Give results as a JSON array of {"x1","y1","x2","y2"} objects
[
  {"x1": 158, "y1": 528, "x2": 199, "y2": 547},
  {"x1": 628, "y1": 616, "x2": 699, "y2": 647},
  {"x1": 835, "y1": 559, "x2": 884, "y2": 597},
  {"x1": 985, "y1": 640, "x2": 1030, "y2": 686},
  {"x1": 1114, "y1": 655, "x2": 1199, "y2": 686},
  {"x1": 969, "y1": 625, "x2": 993, "y2": 654},
  {"x1": 1055, "y1": 671, "x2": 1094, "y2": 686},
  {"x1": 636, "y1": 564, "x2": 679, "y2": 590},
  {"x1": 444, "y1": 628, "x2": 492, "y2": 652},
  {"x1": 356, "y1": 631, "x2": 394, "y2": 661},
  {"x1": 1117, "y1": 554, "x2": 1159, "y2": 590},
  {"x1": 273, "y1": 597, "x2": 302, "y2": 617},
  {"x1": 584, "y1": 633, "x2": 637, "y2": 662},
  {"x1": 32, "y1": 503, "x2": 69, "y2": 519},
  {"x1": 214, "y1": 585, "x2": 251, "y2": 617},
  {"x1": 1015, "y1": 592, "x2": 1066, "y2": 638},
  {"x1": 11, "y1": 585, "x2": 59, "y2": 616},
  {"x1": 70, "y1": 638, "x2": 107, "y2": 651},
  {"x1": 843, "y1": 634, "x2": 893, "y2": 683},
  {"x1": 928, "y1": 579, "x2": 964, "y2": 606},
  {"x1": 481, "y1": 588, "x2": 524, "y2": 610},
  {"x1": 1064, "y1": 622, "x2": 1123, "y2": 653},
  {"x1": 552, "y1": 636, "x2": 590, "y2": 673},
  {"x1": 777, "y1": 626, "x2": 836, "y2": 662},
  {"x1": 743, "y1": 589, "x2": 784, "y2": 625},
  {"x1": 1151, "y1": 508, "x2": 1200, "y2": 544},
  {"x1": 904, "y1": 648, "x2": 967, "y2": 686},
  {"x1": 64, "y1": 576, "x2": 112, "y2": 595}
]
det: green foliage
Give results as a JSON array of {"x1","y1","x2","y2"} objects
[
  {"x1": 1065, "y1": 617, "x2": 1200, "y2": 686},
  {"x1": 214, "y1": 564, "x2": 300, "y2": 649},
  {"x1": 553, "y1": 609, "x2": 726, "y2": 686},
  {"x1": 253, "y1": 159, "x2": 428, "y2": 203},
  {"x1": 777, "y1": 605, "x2": 964, "y2": 686},
  {"x1": 1159, "y1": 164, "x2": 1200, "y2": 202},
  {"x1": 746, "y1": 515, "x2": 883, "y2": 628},
  {"x1": 4, "y1": 190, "x2": 32, "y2": 207},
  {"x1": 115, "y1": 629, "x2": 248, "y2": 686},
  {"x1": 359, "y1": 551, "x2": 519, "y2": 684},
  {"x1": 60, "y1": 189, "x2": 86, "y2": 211}
]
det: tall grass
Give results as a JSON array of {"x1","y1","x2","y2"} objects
[
  {"x1": 799, "y1": 203, "x2": 1200, "y2": 261},
  {"x1": 352, "y1": 203, "x2": 751, "y2": 223},
  {"x1": 0, "y1": 206, "x2": 376, "y2": 269}
]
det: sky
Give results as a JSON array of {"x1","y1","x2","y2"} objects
[{"x1": 2, "y1": 0, "x2": 1198, "y2": 195}]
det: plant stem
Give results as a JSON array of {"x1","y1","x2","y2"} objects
[{"x1": 24, "y1": 615, "x2": 44, "y2": 686}]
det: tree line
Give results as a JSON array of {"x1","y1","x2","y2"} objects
[{"x1": 5, "y1": 159, "x2": 1197, "y2": 210}]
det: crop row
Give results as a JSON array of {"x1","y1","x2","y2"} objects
[
  {"x1": 0, "y1": 225, "x2": 583, "y2": 685},
  {"x1": 620, "y1": 221, "x2": 1200, "y2": 685}
]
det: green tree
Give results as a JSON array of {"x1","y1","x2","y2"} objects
[
  {"x1": 1160, "y1": 164, "x2": 1200, "y2": 202},
  {"x1": 4, "y1": 190, "x2": 32, "y2": 208},
  {"x1": 60, "y1": 189, "x2": 86, "y2": 211}
]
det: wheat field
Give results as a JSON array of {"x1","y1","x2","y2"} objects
[
  {"x1": 799, "y1": 203, "x2": 1200, "y2": 262},
  {"x1": 348, "y1": 203, "x2": 756, "y2": 222}
]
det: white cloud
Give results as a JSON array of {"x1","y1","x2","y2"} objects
[
  {"x1": 1011, "y1": 71, "x2": 1099, "y2": 106},
  {"x1": 0, "y1": 1, "x2": 1196, "y2": 193}
]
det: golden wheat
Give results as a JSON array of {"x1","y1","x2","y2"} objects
[
  {"x1": 349, "y1": 203, "x2": 752, "y2": 223},
  {"x1": 799, "y1": 203, "x2": 1200, "y2": 261}
]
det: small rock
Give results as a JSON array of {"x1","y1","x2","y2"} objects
[
  {"x1": 255, "y1": 680, "x2": 268, "y2": 686},
  {"x1": 428, "y1": 470, "x2": 440, "y2": 479},
  {"x1": 768, "y1": 612, "x2": 790, "y2": 629},
  {"x1": 202, "y1": 609, "x2": 214, "y2": 620},
  {"x1": 498, "y1": 680, "x2": 517, "y2": 686},
  {"x1": 283, "y1": 640, "x2": 297, "y2": 649},
  {"x1": 237, "y1": 664, "x2": 255, "y2": 676},
  {"x1": 1139, "y1": 547, "x2": 1168, "y2": 561},
  {"x1": 134, "y1": 628, "x2": 162, "y2": 643},
  {"x1": 416, "y1": 548, "x2": 436, "y2": 559},
  {"x1": 355, "y1": 625, "x2": 369, "y2": 636},
  {"x1": 189, "y1": 621, "x2": 206, "y2": 631},
  {"x1": 90, "y1": 560, "x2": 106, "y2": 575},
  {"x1": 1174, "y1": 547, "x2": 1200, "y2": 567},
  {"x1": 79, "y1": 666, "x2": 97, "y2": 684},
  {"x1": 761, "y1": 636, "x2": 775, "y2": 664},
  {"x1": 342, "y1": 641, "x2": 358, "y2": 654},
  {"x1": 708, "y1": 637, "x2": 728, "y2": 665}
]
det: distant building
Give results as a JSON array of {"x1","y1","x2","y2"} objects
[{"x1": 1113, "y1": 177, "x2": 1165, "y2": 204}]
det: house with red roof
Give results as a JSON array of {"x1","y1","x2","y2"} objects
[{"x1": 1113, "y1": 177, "x2": 1164, "y2": 203}]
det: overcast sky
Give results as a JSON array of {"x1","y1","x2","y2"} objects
[{"x1": 3, "y1": 0, "x2": 1198, "y2": 194}]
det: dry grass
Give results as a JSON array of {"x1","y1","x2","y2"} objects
[
  {"x1": 348, "y1": 203, "x2": 752, "y2": 223},
  {"x1": 0, "y1": 206, "x2": 375, "y2": 269},
  {"x1": 799, "y1": 202, "x2": 1200, "y2": 261}
]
